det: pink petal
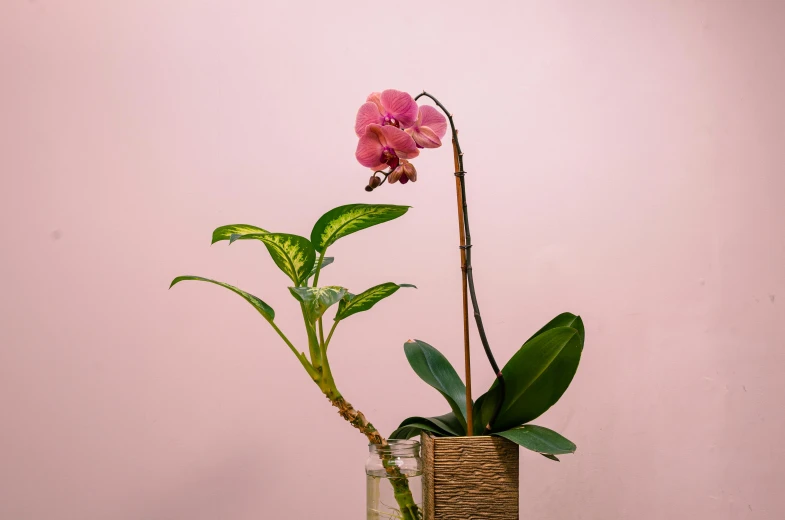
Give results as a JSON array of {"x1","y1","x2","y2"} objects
[
  {"x1": 366, "y1": 92, "x2": 384, "y2": 113},
  {"x1": 355, "y1": 102, "x2": 383, "y2": 137},
  {"x1": 409, "y1": 126, "x2": 442, "y2": 149},
  {"x1": 380, "y1": 126, "x2": 420, "y2": 160},
  {"x1": 380, "y1": 89, "x2": 419, "y2": 128},
  {"x1": 355, "y1": 125, "x2": 386, "y2": 169},
  {"x1": 418, "y1": 105, "x2": 448, "y2": 139}
]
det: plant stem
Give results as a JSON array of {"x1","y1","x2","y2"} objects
[
  {"x1": 414, "y1": 91, "x2": 506, "y2": 433},
  {"x1": 318, "y1": 317, "x2": 325, "y2": 347},
  {"x1": 323, "y1": 320, "x2": 339, "y2": 352},
  {"x1": 328, "y1": 392, "x2": 421, "y2": 520},
  {"x1": 268, "y1": 320, "x2": 318, "y2": 380},
  {"x1": 312, "y1": 250, "x2": 327, "y2": 287},
  {"x1": 318, "y1": 355, "x2": 420, "y2": 519},
  {"x1": 452, "y1": 130, "x2": 473, "y2": 436},
  {"x1": 302, "y1": 307, "x2": 322, "y2": 370}
]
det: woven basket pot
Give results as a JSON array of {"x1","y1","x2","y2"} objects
[{"x1": 421, "y1": 432, "x2": 519, "y2": 519}]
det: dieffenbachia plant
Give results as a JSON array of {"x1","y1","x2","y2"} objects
[
  {"x1": 170, "y1": 204, "x2": 422, "y2": 519},
  {"x1": 353, "y1": 89, "x2": 583, "y2": 460}
]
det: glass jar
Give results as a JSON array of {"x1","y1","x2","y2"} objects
[{"x1": 366, "y1": 439, "x2": 423, "y2": 520}]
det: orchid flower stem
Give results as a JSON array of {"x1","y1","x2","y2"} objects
[{"x1": 415, "y1": 91, "x2": 506, "y2": 433}]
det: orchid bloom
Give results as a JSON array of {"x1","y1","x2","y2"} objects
[
  {"x1": 405, "y1": 105, "x2": 448, "y2": 148},
  {"x1": 356, "y1": 124, "x2": 419, "y2": 171},
  {"x1": 388, "y1": 159, "x2": 417, "y2": 184},
  {"x1": 354, "y1": 90, "x2": 419, "y2": 137}
]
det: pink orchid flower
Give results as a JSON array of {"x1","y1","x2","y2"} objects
[
  {"x1": 405, "y1": 105, "x2": 448, "y2": 148},
  {"x1": 354, "y1": 90, "x2": 419, "y2": 137},
  {"x1": 388, "y1": 159, "x2": 417, "y2": 184},
  {"x1": 355, "y1": 124, "x2": 419, "y2": 171}
]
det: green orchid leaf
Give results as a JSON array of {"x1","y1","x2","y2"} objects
[
  {"x1": 211, "y1": 224, "x2": 268, "y2": 245},
  {"x1": 169, "y1": 276, "x2": 274, "y2": 321},
  {"x1": 334, "y1": 282, "x2": 416, "y2": 321},
  {"x1": 492, "y1": 326, "x2": 583, "y2": 431},
  {"x1": 310, "y1": 204, "x2": 410, "y2": 252},
  {"x1": 231, "y1": 232, "x2": 316, "y2": 286},
  {"x1": 403, "y1": 339, "x2": 468, "y2": 430},
  {"x1": 527, "y1": 312, "x2": 585, "y2": 345},
  {"x1": 397, "y1": 412, "x2": 464, "y2": 437},
  {"x1": 288, "y1": 286, "x2": 347, "y2": 322},
  {"x1": 493, "y1": 425, "x2": 576, "y2": 457},
  {"x1": 305, "y1": 256, "x2": 335, "y2": 282},
  {"x1": 389, "y1": 423, "x2": 446, "y2": 440},
  {"x1": 471, "y1": 383, "x2": 504, "y2": 436}
]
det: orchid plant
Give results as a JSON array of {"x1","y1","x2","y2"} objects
[
  {"x1": 171, "y1": 89, "x2": 584, "y2": 520},
  {"x1": 356, "y1": 90, "x2": 583, "y2": 458}
]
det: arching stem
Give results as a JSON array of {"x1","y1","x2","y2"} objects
[{"x1": 414, "y1": 91, "x2": 506, "y2": 434}]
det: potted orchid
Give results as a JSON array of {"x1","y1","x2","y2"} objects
[{"x1": 170, "y1": 89, "x2": 584, "y2": 520}]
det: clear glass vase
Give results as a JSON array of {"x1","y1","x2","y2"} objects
[{"x1": 366, "y1": 439, "x2": 423, "y2": 520}]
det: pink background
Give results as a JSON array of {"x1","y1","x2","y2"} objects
[{"x1": 2, "y1": 1, "x2": 784, "y2": 518}]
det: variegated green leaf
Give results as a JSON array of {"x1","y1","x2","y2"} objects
[
  {"x1": 310, "y1": 204, "x2": 410, "y2": 252},
  {"x1": 305, "y1": 256, "x2": 334, "y2": 282},
  {"x1": 231, "y1": 233, "x2": 315, "y2": 285},
  {"x1": 288, "y1": 286, "x2": 347, "y2": 322},
  {"x1": 211, "y1": 224, "x2": 268, "y2": 245},
  {"x1": 169, "y1": 276, "x2": 274, "y2": 321},
  {"x1": 335, "y1": 282, "x2": 416, "y2": 321}
]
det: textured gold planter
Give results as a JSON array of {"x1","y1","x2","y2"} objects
[{"x1": 422, "y1": 432, "x2": 519, "y2": 519}]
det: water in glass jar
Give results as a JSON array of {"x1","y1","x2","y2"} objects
[{"x1": 366, "y1": 474, "x2": 423, "y2": 520}]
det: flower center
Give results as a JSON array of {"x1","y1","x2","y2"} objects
[
  {"x1": 381, "y1": 147, "x2": 399, "y2": 170},
  {"x1": 382, "y1": 115, "x2": 400, "y2": 128}
]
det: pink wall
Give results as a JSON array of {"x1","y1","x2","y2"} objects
[{"x1": 2, "y1": 1, "x2": 784, "y2": 518}]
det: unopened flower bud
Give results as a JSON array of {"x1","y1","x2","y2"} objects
[{"x1": 367, "y1": 175, "x2": 382, "y2": 191}]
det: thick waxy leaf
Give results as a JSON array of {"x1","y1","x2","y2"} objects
[
  {"x1": 231, "y1": 233, "x2": 316, "y2": 285},
  {"x1": 396, "y1": 412, "x2": 465, "y2": 437},
  {"x1": 494, "y1": 425, "x2": 576, "y2": 456},
  {"x1": 528, "y1": 312, "x2": 585, "y2": 345},
  {"x1": 493, "y1": 326, "x2": 582, "y2": 431},
  {"x1": 305, "y1": 256, "x2": 334, "y2": 282},
  {"x1": 471, "y1": 383, "x2": 504, "y2": 435},
  {"x1": 390, "y1": 424, "x2": 445, "y2": 440},
  {"x1": 335, "y1": 282, "x2": 416, "y2": 321},
  {"x1": 288, "y1": 286, "x2": 347, "y2": 322},
  {"x1": 403, "y1": 340, "x2": 468, "y2": 429},
  {"x1": 310, "y1": 204, "x2": 410, "y2": 252},
  {"x1": 169, "y1": 276, "x2": 274, "y2": 321},
  {"x1": 211, "y1": 224, "x2": 268, "y2": 244}
]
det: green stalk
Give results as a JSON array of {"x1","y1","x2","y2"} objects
[
  {"x1": 302, "y1": 308, "x2": 322, "y2": 369},
  {"x1": 323, "y1": 320, "x2": 338, "y2": 352},
  {"x1": 268, "y1": 320, "x2": 318, "y2": 380},
  {"x1": 316, "y1": 346, "x2": 421, "y2": 519},
  {"x1": 312, "y1": 250, "x2": 327, "y2": 287}
]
